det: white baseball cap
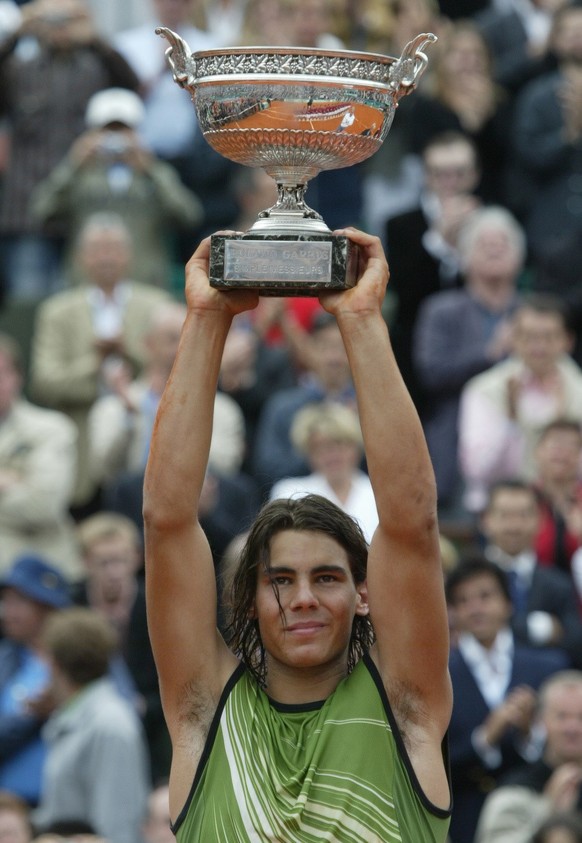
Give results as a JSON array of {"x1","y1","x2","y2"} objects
[{"x1": 85, "y1": 88, "x2": 145, "y2": 129}]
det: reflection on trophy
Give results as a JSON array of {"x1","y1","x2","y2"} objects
[{"x1": 157, "y1": 28, "x2": 437, "y2": 295}]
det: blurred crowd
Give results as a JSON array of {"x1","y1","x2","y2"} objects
[{"x1": 1, "y1": 0, "x2": 582, "y2": 841}]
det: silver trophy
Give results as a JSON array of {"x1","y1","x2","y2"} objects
[{"x1": 157, "y1": 28, "x2": 436, "y2": 295}]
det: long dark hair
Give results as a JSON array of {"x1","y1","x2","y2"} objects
[{"x1": 224, "y1": 494, "x2": 375, "y2": 687}]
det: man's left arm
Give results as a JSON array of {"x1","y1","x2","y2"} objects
[{"x1": 320, "y1": 229, "x2": 452, "y2": 735}]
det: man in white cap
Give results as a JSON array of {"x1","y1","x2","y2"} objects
[{"x1": 31, "y1": 87, "x2": 203, "y2": 289}]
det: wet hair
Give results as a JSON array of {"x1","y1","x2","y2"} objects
[{"x1": 224, "y1": 494, "x2": 374, "y2": 686}]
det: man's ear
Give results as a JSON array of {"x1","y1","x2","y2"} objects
[{"x1": 355, "y1": 580, "x2": 369, "y2": 616}]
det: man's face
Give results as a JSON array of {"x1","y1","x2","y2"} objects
[
  {"x1": 146, "y1": 311, "x2": 185, "y2": 372},
  {"x1": 543, "y1": 684, "x2": 582, "y2": 766},
  {"x1": 536, "y1": 428, "x2": 582, "y2": 485},
  {"x1": 84, "y1": 535, "x2": 139, "y2": 603},
  {"x1": 424, "y1": 142, "x2": 479, "y2": 200},
  {"x1": 466, "y1": 225, "x2": 522, "y2": 283},
  {"x1": 449, "y1": 573, "x2": 512, "y2": 647},
  {"x1": 253, "y1": 530, "x2": 367, "y2": 679},
  {"x1": 511, "y1": 309, "x2": 570, "y2": 377},
  {"x1": 0, "y1": 588, "x2": 51, "y2": 645},
  {"x1": 306, "y1": 433, "x2": 360, "y2": 485},
  {"x1": 482, "y1": 488, "x2": 540, "y2": 556},
  {"x1": 77, "y1": 227, "x2": 131, "y2": 289},
  {"x1": 311, "y1": 324, "x2": 351, "y2": 392}
]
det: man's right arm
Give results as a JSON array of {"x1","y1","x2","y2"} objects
[{"x1": 143, "y1": 237, "x2": 258, "y2": 733}]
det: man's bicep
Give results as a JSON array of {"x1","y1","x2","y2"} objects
[
  {"x1": 367, "y1": 530, "x2": 451, "y2": 706},
  {"x1": 144, "y1": 522, "x2": 230, "y2": 711}
]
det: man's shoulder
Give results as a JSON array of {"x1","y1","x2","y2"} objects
[
  {"x1": 126, "y1": 281, "x2": 172, "y2": 304},
  {"x1": 464, "y1": 357, "x2": 518, "y2": 393},
  {"x1": 531, "y1": 560, "x2": 577, "y2": 593},
  {"x1": 9, "y1": 399, "x2": 77, "y2": 438},
  {"x1": 512, "y1": 639, "x2": 570, "y2": 677},
  {"x1": 420, "y1": 288, "x2": 471, "y2": 315},
  {"x1": 36, "y1": 287, "x2": 88, "y2": 317}
]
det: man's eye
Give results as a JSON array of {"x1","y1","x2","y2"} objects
[
  {"x1": 318, "y1": 574, "x2": 337, "y2": 583},
  {"x1": 272, "y1": 576, "x2": 291, "y2": 586}
]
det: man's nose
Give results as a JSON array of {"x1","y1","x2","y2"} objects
[{"x1": 289, "y1": 579, "x2": 318, "y2": 609}]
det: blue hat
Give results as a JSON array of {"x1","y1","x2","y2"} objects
[{"x1": 0, "y1": 555, "x2": 71, "y2": 609}]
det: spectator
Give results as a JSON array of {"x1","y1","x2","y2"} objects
[
  {"x1": 407, "y1": 19, "x2": 514, "y2": 205},
  {"x1": 414, "y1": 206, "x2": 524, "y2": 510},
  {"x1": 71, "y1": 512, "x2": 169, "y2": 784},
  {"x1": 475, "y1": 0, "x2": 566, "y2": 97},
  {"x1": 512, "y1": 2, "x2": 582, "y2": 262},
  {"x1": 445, "y1": 556, "x2": 568, "y2": 843},
  {"x1": 269, "y1": 402, "x2": 378, "y2": 544},
  {"x1": 481, "y1": 479, "x2": 582, "y2": 668},
  {"x1": 29, "y1": 213, "x2": 171, "y2": 516},
  {"x1": 112, "y1": 0, "x2": 217, "y2": 169},
  {"x1": 475, "y1": 670, "x2": 582, "y2": 843},
  {"x1": 0, "y1": 0, "x2": 139, "y2": 301},
  {"x1": 532, "y1": 419, "x2": 582, "y2": 578},
  {"x1": 361, "y1": 0, "x2": 446, "y2": 236},
  {"x1": 0, "y1": 555, "x2": 71, "y2": 807},
  {"x1": 30, "y1": 87, "x2": 203, "y2": 289},
  {"x1": 88, "y1": 301, "x2": 246, "y2": 488},
  {"x1": 385, "y1": 131, "x2": 481, "y2": 411},
  {"x1": 252, "y1": 310, "x2": 356, "y2": 492},
  {"x1": 0, "y1": 791, "x2": 33, "y2": 843},
  {"x1": 0, "y1": 333, "x2": 79, "y2": 579},
  {"x1": 459, "y1": 295, "x2": 582, "y2": 514},
  {"x1": 32, "y1": 607, "x2": 149, "y2": 843}
]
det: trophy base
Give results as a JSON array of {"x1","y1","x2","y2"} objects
[{"x1": 209, "y1": 233, "x2": 359, "y2": 296}]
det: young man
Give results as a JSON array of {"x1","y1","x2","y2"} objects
[
  {"x1": 143, "y1": 228, "x2": 453, "y2": 842},
  {"x1": 445, "y1": 556, "x2": 568, "y2": 843}
]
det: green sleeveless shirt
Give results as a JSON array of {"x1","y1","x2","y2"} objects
[{"x1": 173, "y1": 652, "x2": 451, "y2": 842}]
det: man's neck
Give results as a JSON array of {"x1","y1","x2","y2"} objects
[{"x1": 264, "y1": 658, "x2": 348, "y2": 705}]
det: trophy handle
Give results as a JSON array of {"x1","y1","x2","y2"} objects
[
  {"x1": 388, "y1": 33, "x2": 437, "y2": 98},
  {"x1": 155, "y1": 27, "x2": 196, "y2": 90}
]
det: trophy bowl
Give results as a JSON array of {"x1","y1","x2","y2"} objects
[{"x1": 157, "y1": 28, "x2": 437, "y2": 294}]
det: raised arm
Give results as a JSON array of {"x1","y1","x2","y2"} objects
[
  {"x1": 142, "y1": 236, "x2": 258, "y2": 731},
  {"x1": 320, "y1": 229, "x2": 452, "y2": 737}
]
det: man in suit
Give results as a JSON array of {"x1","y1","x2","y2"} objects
[
  {"x1": 0, "y1": 333, "x2": 79, "y2": 578},
  {"x1": 445, "y1": 556, "x2": 568, "y2": 843},
  {"x1": 29, "y1": 212, "x2": 171, "y2": 516},
  {"x1": 475, "y1": 668, "x2": 582, "y2": 843},
  {"x1": 482, "y1": 478, "x2": 582, "y2": 668},
  {"x1": 385, "y1": 131, "x2": 481, "y2": 413}
]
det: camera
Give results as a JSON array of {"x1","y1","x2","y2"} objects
[{"x1": 98, "y1": 132, "x2": 132, "y2": 156}]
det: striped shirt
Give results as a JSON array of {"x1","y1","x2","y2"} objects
[{"x1": 174, "y1": 653, "x2": 451, "y2": 842}]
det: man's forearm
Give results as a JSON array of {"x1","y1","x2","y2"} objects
[
  {"x1": 337, "y1": 309, "x2": 437, "y2": 528},
  {"x1": 144, "y1": 309, "x2": 232, "y2": 527}
]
